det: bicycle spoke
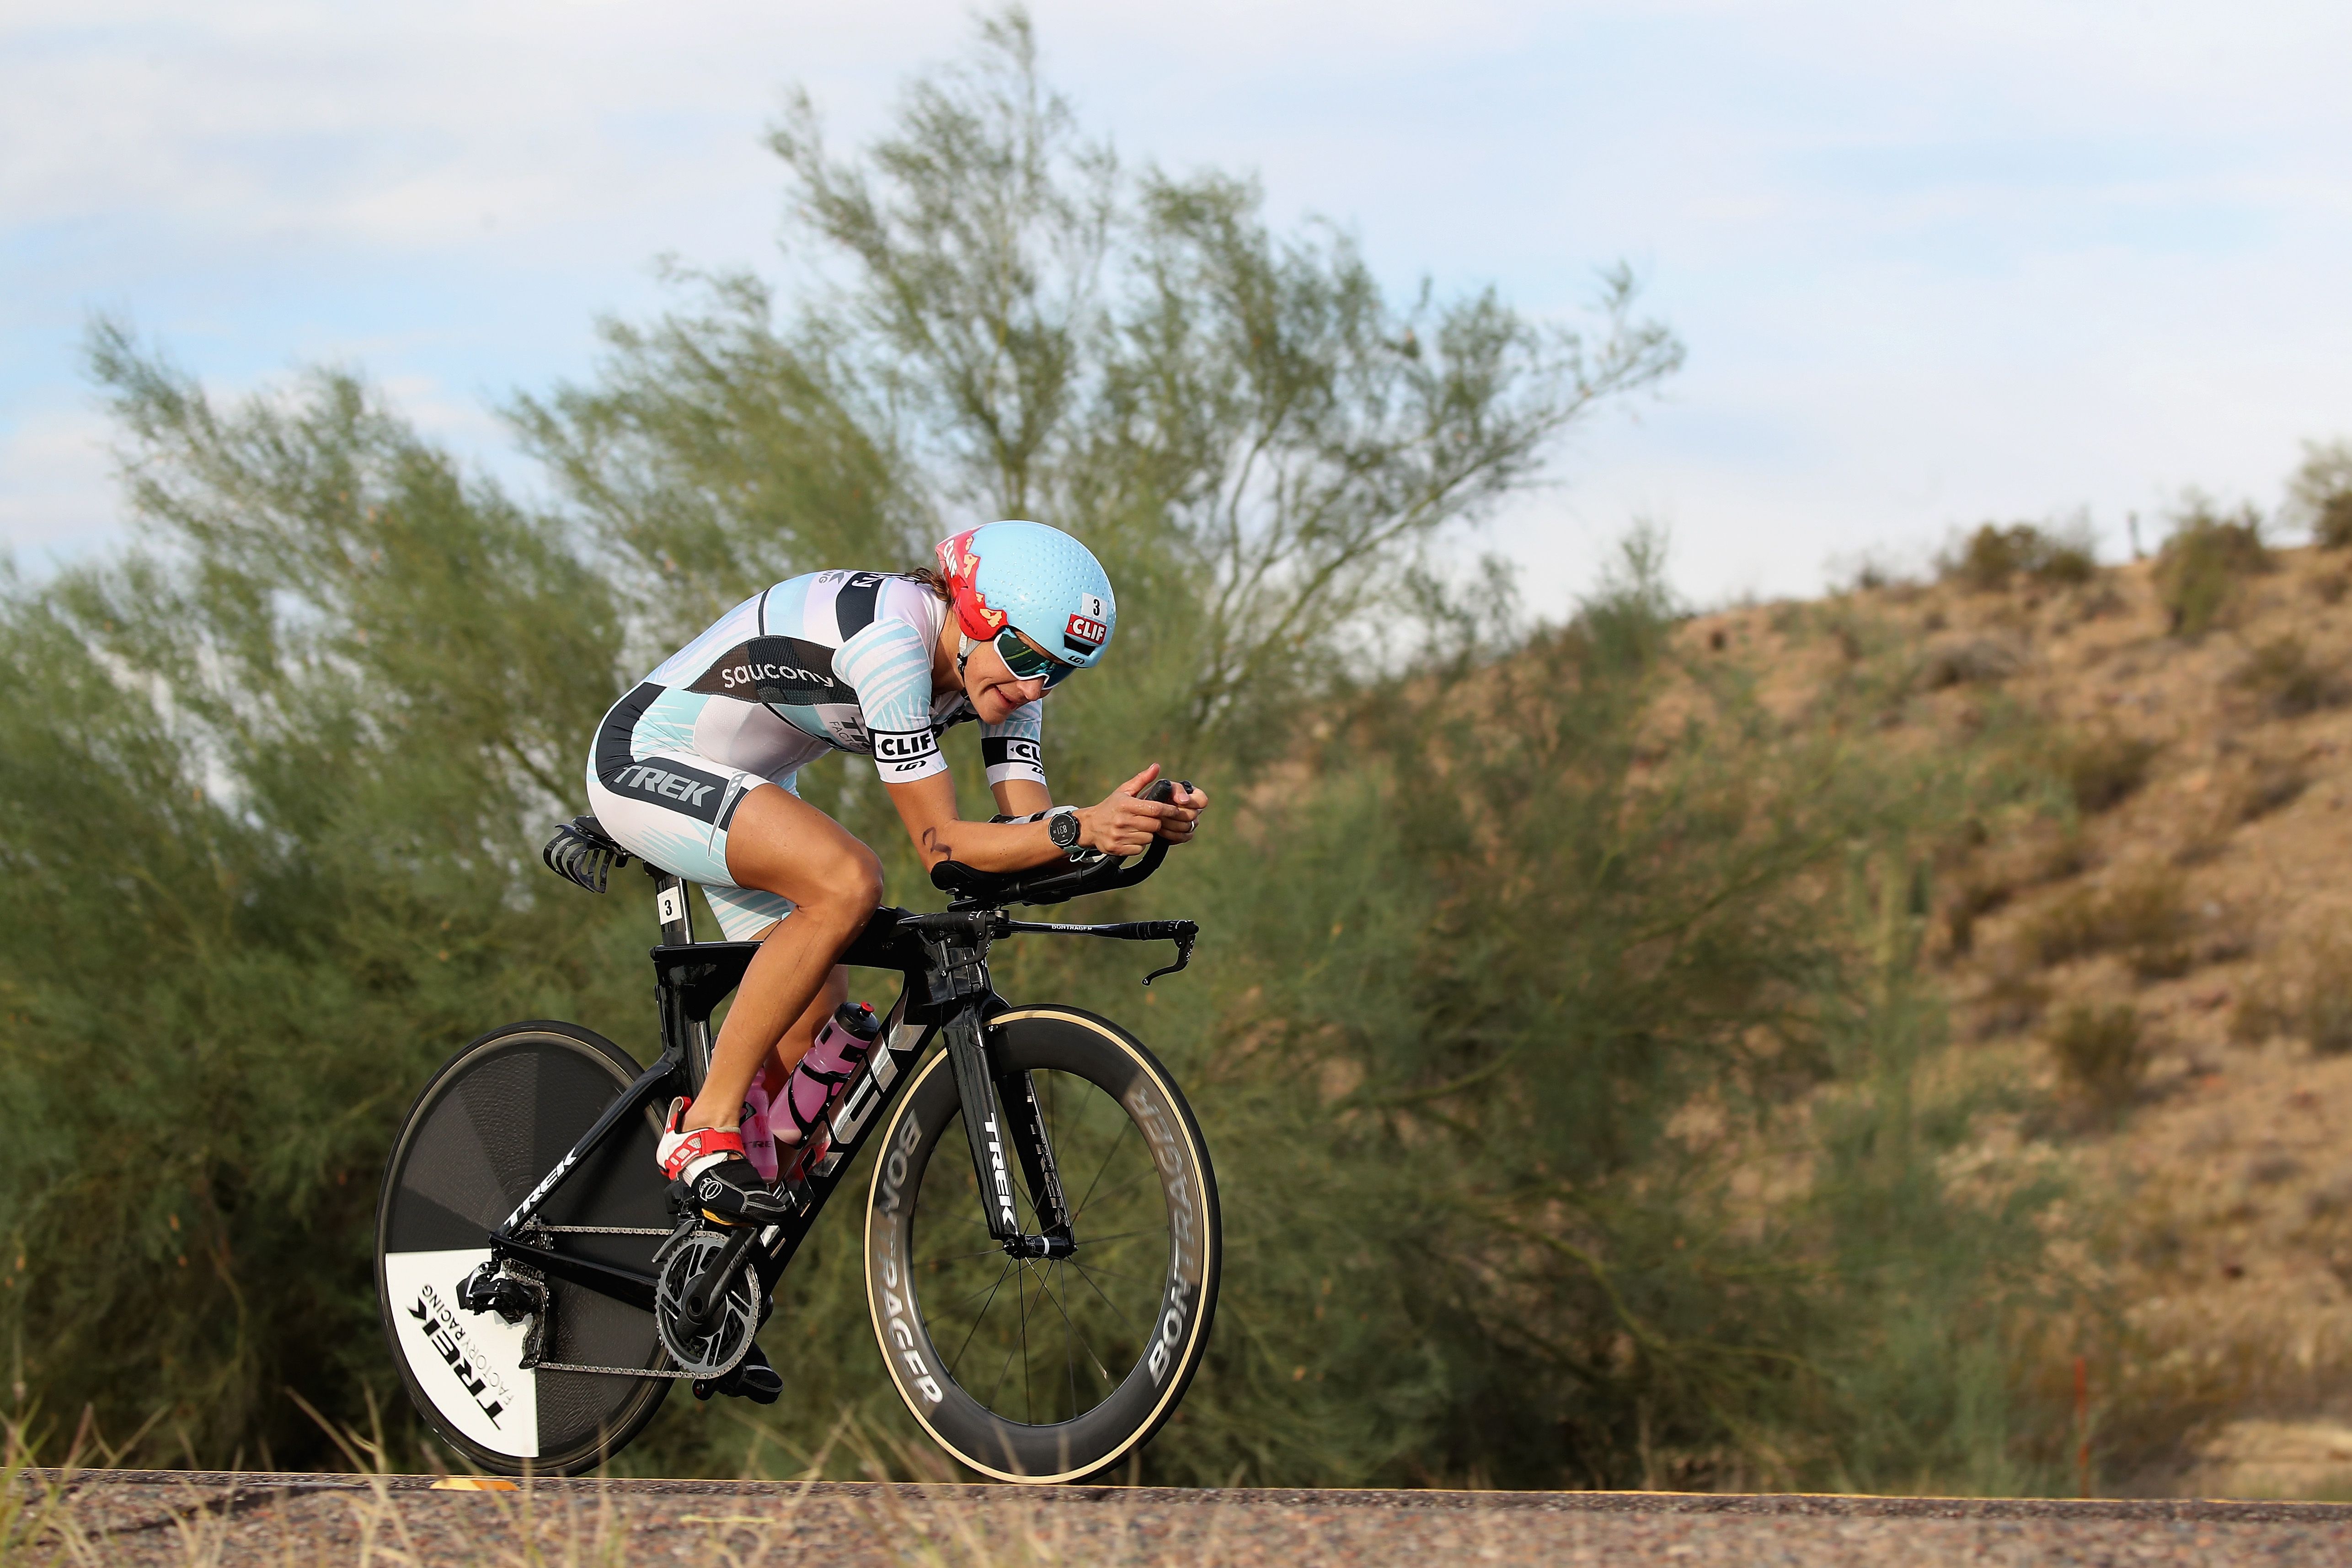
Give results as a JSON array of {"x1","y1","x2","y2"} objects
[
  {"x1": 1020, "y1": 1262, "x2": 1034, "y2": 1424},
  {"x1": 1069, "y1": 1116, "x2": 1134, "y2": 1222},
  {"x1": 1070, "y1": 1166, "x2": 1155, "y2": 1226},
  {"x1": 945, "y1": 1257, "x2": 1019, "y2": 1379},
  {"x1": 915, "y1": 1243, "x2": 1008, "y2": 1269},
  {"x1": 985, "y1": 1268, "x2": 1033, "y2": 1410},
  {"x1": 1070, "y1": 1225, "x2": 1161, "y2": 1250},
  {"x1": 1033, "y1": 1258, "x2": 1116, "y2": 1390},
  {"x1": 1058, "y1": 1260, "x2": 1156, "y2": 1285},
  {"x1": 1068, "y1": 1258, "x2": 1145, "y2": 1338}
]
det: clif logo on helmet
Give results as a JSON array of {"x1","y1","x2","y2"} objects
[{"x1": 934, "y1": 521, "x2": 1117, "y2": 671}]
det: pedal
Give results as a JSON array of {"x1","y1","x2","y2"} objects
[{"x1": 693, "y1": 1347, "x2": 782, "y2": 1404}]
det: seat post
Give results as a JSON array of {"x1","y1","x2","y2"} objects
[{"x1": 649, "y1": 867, "x2": 715, "y2": 1091}]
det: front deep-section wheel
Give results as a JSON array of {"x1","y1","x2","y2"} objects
[
  {"x1": 865, "y1": 1006, "x2": 1220, "y2": 1483},
  {"x1": 376, "y1": 1022, "x2": 675, "y2": 1475}
]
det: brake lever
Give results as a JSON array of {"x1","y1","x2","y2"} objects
[
  {"x1": 998, "y1": 917, "x2": 1200, "y2": 984},
  {"x1": 1142, "y1": 923, "x2": 1197, "y2": 986}
]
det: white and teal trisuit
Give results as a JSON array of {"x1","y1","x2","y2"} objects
[{"x1": 583, "y1": 570, "x2": 1047, "y2": 938}]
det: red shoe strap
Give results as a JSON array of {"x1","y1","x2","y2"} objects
[{"x1": 661, "y1": 1125, "x2": 746, "y2": 1181}]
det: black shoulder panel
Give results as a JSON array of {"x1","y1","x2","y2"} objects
[
  {"x1": 684, "y1": 636, "x2": 850, "y2": 705},
  {"x1": 834, "y1": 572, "x2": 886, "y2": 640}
]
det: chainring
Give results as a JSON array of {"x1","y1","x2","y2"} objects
[{"x1": 653, "y1": 1227, "x2": 763, "y2": 1380}]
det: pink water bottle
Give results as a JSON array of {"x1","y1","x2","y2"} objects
[
  {"x1": 776, "y1": 1003, "x2": 883, "y2": 1147},
  {"x1": 738, "y1": 1077, "x2": 781, "y2": 1183}
]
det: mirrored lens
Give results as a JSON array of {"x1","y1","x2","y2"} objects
[{"x1": 996, "y1": 628, "x2": 1076, "y2": 688}]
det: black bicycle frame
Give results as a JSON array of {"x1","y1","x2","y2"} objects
[
  {"x1": 483, "y1": 875, "x2": 1053, "y2": 1311},
  {"x1": 491, "y1": 784, "x2": 1198, "y2": 1319}
]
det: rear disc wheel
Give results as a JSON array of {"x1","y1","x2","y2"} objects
[{"x1": 375, "y1": 1022, "x2": 675, "y2": 1475}]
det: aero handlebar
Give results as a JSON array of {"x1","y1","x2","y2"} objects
[{"x1": 928, "y1": 779, "x2": 1187, "y2": 911}]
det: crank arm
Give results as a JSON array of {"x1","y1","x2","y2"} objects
[{"x1": 680, "y1": 1223, "x2": 760, "y2": 1334}]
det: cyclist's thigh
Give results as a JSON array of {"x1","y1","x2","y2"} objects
[{"x1": 719, "y1": 782, "x2": 883, "y2": 910}]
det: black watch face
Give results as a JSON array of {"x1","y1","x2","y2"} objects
[{"x1": 1050, "y1": 811, "x2": 1080, "y2": 848}]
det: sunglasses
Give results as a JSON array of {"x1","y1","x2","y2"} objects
[{"x1": 994, "y1": 626, "x2": 1080, "y2": 688}]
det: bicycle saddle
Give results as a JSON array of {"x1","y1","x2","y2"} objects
[{"x1": 543, "y1": 814, "x2": 634, "y2": 894}]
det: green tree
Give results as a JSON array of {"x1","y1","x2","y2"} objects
[
  {"x1": 518, "y1": 6, "x2": 1679, "y2": 784},
  {"x1": 0, "y1": 11, "x2": 2076, "y2": 1493}
]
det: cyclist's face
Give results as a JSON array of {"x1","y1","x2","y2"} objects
[{"x1": 964, "y1": 629, "x2": 1056, "y2": 720}]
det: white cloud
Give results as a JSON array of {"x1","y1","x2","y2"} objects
[
  {"x1": 0, "y1": 408, "x2": 124, "y2": 561},
  {"x1": 3, "y1": 0, "x2": 2350, "y2": 602}
]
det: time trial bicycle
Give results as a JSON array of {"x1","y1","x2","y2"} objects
[{"x1": 372, "y1": 788, "x2": 1219, "y2": 1483}]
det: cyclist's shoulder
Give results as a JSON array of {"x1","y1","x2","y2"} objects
[{"x1": 767, "y1": 569, "x2": 941, "y2": 639}]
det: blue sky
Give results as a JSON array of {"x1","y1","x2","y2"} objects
[{"x1": 5, "y1": 0, "x2": 2349, "y2": 613}]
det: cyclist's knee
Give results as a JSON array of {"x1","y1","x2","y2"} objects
[{"x1": 800, "y1": 843, "x2": 883, "y2": 928}]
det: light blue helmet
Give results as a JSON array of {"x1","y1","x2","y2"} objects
[{"x1": 935, "y1": 521, "x2": 1117, "y2": 671}]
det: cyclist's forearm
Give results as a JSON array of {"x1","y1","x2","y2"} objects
[
  {"x1": 991, "y1": 777, "x2": 1052, "y2": 818},
  {"x1": 884, "y1": 774, "x2": 1062, "y2": 872}
]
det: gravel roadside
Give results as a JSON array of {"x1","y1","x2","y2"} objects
[{"x1": 17, "y1": 1471, "x2": 2352, "y2": 1566}]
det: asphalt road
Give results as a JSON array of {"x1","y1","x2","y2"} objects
[{"x1": 17, "y1": 1470, "x2": 2352, "y2": 1566}]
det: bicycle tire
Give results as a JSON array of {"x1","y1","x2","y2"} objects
[
  {"x1": 376, "y1": 1021, "x2": 675, "y2": 1475},
  {"x1": 864, "y1": 1006, "x2": 1220, "y2": 1483}
]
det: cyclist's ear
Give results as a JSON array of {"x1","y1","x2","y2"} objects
[{"x1": 1113, "y1": 763, "x2": 1162, "y2": 799}]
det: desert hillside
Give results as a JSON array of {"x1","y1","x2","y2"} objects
[{"x1": 1689, "y1": 525, "x2": 2352, "y2": 1497}]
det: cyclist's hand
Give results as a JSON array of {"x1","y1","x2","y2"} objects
[
  {"x1": 1157, "y1": 777, "x2": 1208, "y2": 843},
  {"x1": 1081, "y1": 765, "x2": 1205, "y2": 855}
]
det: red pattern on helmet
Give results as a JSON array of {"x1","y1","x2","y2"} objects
[{"x1": 935, "y1": 527, "x2": 1008, "y2": 639}]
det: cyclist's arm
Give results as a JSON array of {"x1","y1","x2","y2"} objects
[
  {"x1": 992, "y1": 778, "x2": 1053, "y2": 818},
  {"x1": 884, "y1": 765, "x2": 1196, "y2": 872},
  {"x1": 980, "y1": 699, "x2": 1047, "y2": 819}
]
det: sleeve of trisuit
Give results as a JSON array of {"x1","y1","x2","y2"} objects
[
  {"x1": 834, "y1": 618, "x2": 950, "y2": 784},
  {"x1": 979, "y1": 699, "x2": 1047, "y2": 790}
]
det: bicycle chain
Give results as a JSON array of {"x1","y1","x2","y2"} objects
[
  {"x1": 520, "y1": 1223, "x2": 729, "y2": 1379},
  {"x1": 528, "y1": 1224, "x2": 671, "y2": 1237},
  {"x1": 527, "y1": 1360, "x2": 680, "y2": 1380}
]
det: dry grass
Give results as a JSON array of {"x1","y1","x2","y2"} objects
[
  {"x1": 2058, "y1": 730, "x2": 2162, "y2": 816},
  {"x1": 2020, "y1": 867, "x2": 2197, "y2": 981},
  {"x1": 2232, "y1": 929, "x2": 2352, "y2": 1055},
  {"x1": 2229, "y1": 637, "x2": 2349, "y2": 719},
  {"x1": 2047, "y1": 1003, "x2": 2144, "y2": 1107}
]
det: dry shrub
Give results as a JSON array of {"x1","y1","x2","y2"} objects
[
  {"x1": 2311, "y1": 571, "x2": 2349, "y2": 606},
  {"x1": 2230, "y1": 931, "x2": 2352, "y2": 1054},
  {"x1": 2059, "y1": 729, "x2": 2160, "y2": 815},
  {"x1": 2228, "y1": 636, "x2": 2347, "y2": 718},
  {"x1": 1941, "y1": 522, "x2": 2098, "y2": 592},
  {"x1": 2291, "y1": 439, "x2": 2352, "y2": 549},
  {"x1": 2320, "y1": 494, "x2": 2352, "y2": 552},
  {"x1": 2233, "y1": 755, "x2": 2309, "y2": 822},
  {"x1": 2154, "y1": 503, "x2": 2270, "y2": 639},
  {"x1": 2048, "y1": 1002, "x2": 2144, "y2": 1106},
  {"x1": 2232, "y1": 971, "x2": 2295, "y2": 1045},
  {"x1": 1915, "y1": 635, "x2": 2026, "y2": 690},
  {"x1": 2021, "y1": 867, "x2": 2195, "y2": 979},
  {"x1": 1973, "y1": 962, "x2": 2050, "y2": 1039},
  {"x1": 1945, "y1": 878, "x2": 2011, "y2": 957}
]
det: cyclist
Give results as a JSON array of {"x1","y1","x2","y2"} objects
[{"x1": 584, "y1": 521, "x2": 1207, "y2": 1228}]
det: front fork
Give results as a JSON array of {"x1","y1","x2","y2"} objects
[{"x1": 942, "y1": 1003, "x2": 1074, "y2": 1258}]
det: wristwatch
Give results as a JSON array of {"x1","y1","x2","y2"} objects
[{"x1": 1045, "y1": 805, "x2": 1086, "y2": 859}]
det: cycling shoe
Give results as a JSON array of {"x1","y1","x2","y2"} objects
[
  {"x1": 694, "y1": 1343, "x2": 782, "y2": 1404},
  {"x1": 659, "y1": 1097, "x2": 792, "y2": 1226},
  {"x1": 669, "y1": 1157, "x2": 793, "y2": 1227}
]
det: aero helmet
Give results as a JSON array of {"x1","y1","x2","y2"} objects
[{"x1": 934, "y1": 521, "x2": 1117, "y2": 672}]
